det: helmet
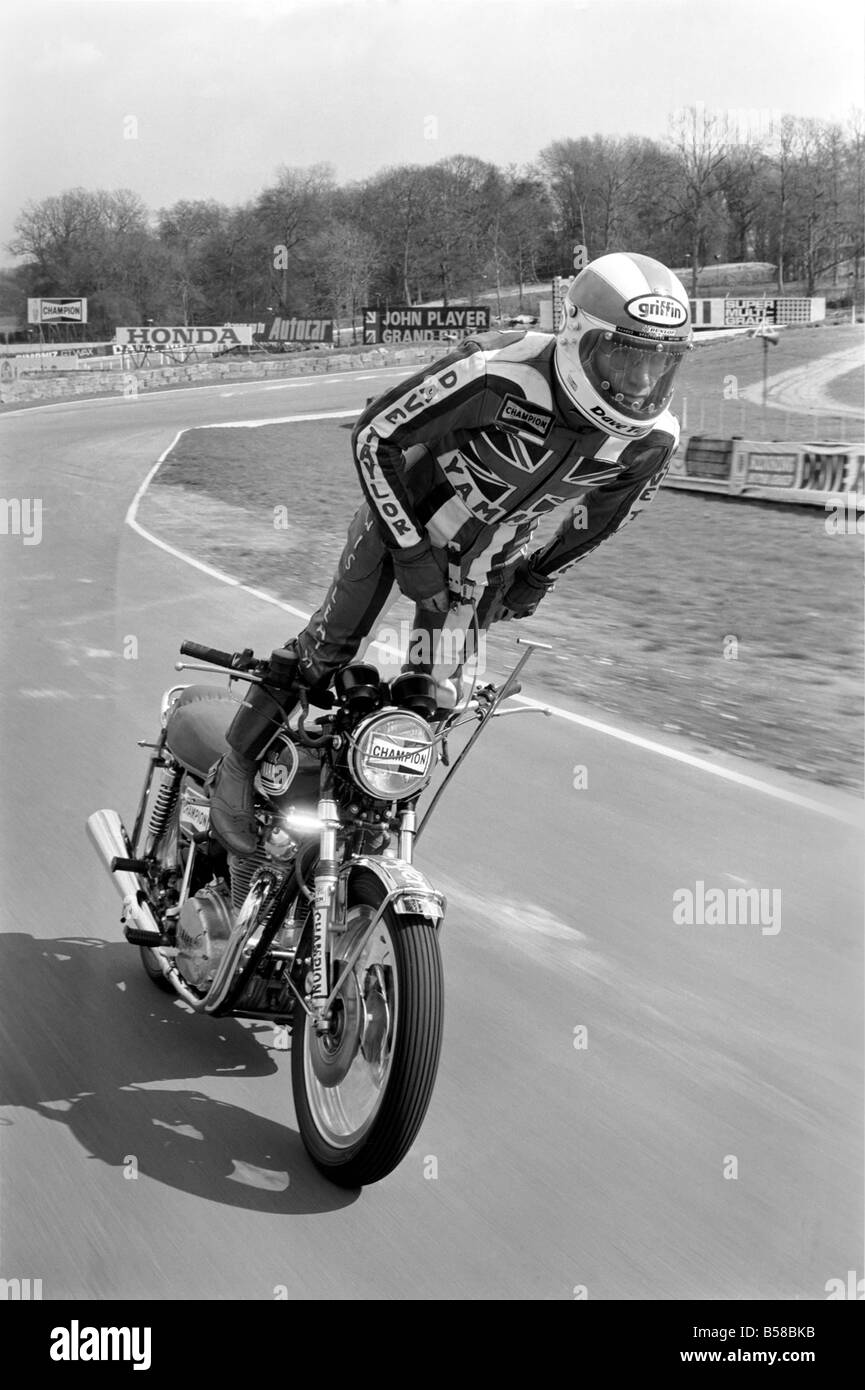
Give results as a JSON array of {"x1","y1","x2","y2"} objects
[{"x1": 554, "y1": 252, "x2": 692, "y2": 437}]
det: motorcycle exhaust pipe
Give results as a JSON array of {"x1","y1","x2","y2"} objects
[{"x1": 86, "y1": 808, "x2": 162, "y2": 939}]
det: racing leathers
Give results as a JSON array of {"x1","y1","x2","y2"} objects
[
  {"x1": 209, "y1": 326, "x2": 681, "y2": 855},
  {"x1": 292, "y1": 327, "x2": 680, "y2": 688}
]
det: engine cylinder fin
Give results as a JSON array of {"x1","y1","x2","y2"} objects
[{"x1": 229, "y1": 845, "x2": 270, "y2": 913}]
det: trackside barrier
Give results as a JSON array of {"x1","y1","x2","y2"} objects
[
  {"x1": 0, "y1": 320, "x2": 734, "y2": 402},
  {"x1": 0, "y1": 344, "x2": 444, "y2": 405},
  {"x1": 0, "y1": 342, "x2": 117, "y2": 375},
  {"x1": 665, "y1": 436, "x2": 865, "y2": 507}
]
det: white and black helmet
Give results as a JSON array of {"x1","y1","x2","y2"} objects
[{"x1": 555, "y1": 252, "x2": 692, "y2": 437}]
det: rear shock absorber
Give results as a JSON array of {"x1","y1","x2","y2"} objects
[{"x1": 143, "y1": 765, "x2": 181, "y2": 853}]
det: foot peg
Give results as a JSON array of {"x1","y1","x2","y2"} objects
[
  {"x1": 111, "y1": 855, "x2": 149, "y2": 874},
  {"x1": 123, "y1": 924, "x2": 173, "y2": 947}
]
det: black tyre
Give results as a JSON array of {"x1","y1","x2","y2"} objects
[
  {"x1": 291, "y1": 870, "x2": 444, "y2": 1187},
  {"x1": 139, "y1": 945, "x2": 174, "y2": 992}
]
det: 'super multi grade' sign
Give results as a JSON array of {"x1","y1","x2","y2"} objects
[{"x1": 115, "y1": 325, "x2": 253, "y2": 349}]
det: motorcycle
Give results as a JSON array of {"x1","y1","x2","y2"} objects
[{"x1": 86, "y1": 635, "x2": 549, "y2": 1187}]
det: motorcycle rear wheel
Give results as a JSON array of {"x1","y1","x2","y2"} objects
[
  {"x1": 139, "y1": 945, "x2": 174, "y2": 992},
  {"x1": 291, "y1": 870, "x2": 444, "y2": 1187}
]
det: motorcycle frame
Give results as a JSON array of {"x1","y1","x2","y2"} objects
[{"x1": 115, "y1": 641, "x2": 548, "y2": 1026}]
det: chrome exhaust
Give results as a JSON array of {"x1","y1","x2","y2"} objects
[
  {"x1": 87, "y1": 812, "x2": 284, "y2": 1014},
  {"x1": 86, "y1": 808, "x2": 162, "y2": 938},
  {"x1": 86, "y1": 809, "x2": 218, "y2": 1010}
]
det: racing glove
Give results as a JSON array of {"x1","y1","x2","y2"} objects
[
  {"x1": 500, "y1": 558, "x2": 555, "y2": 619},
  {"x1": 391, "y1": 538, "x2": 449, "y2": 611}
]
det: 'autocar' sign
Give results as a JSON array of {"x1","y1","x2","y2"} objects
[{"x1": 253, "y1": 316, "x2": 335, "y2": 344}]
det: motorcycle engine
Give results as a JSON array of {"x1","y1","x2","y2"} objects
[{"x1": 175, "y1": 883, "x2": 234, "y2": 990}]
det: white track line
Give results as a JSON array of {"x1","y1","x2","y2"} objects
[
  {"x1": 195, "y1": 409, "x2": 360, "y2": 430},
  {"x1": 220, "y1": 370, "x2": 414, "y2": 396},
  {"x1": 126, "y1": 413, "x2": 863, "y2": 826},
  {"x1": 512, "y1": 696, "x2": 861, "y2": 821}
]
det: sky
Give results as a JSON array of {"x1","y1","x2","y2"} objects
[{"x1": 1, "y1": 0, "x2": 863, "y2": 260}]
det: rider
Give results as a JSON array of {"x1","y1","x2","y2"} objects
[{"x1": 208, "y1": 251, "x2": 693, "y2": 856}]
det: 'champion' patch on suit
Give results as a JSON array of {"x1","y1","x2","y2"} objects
[{"x1": 495, "y1": 395, "x2": 554, "y2": 440}]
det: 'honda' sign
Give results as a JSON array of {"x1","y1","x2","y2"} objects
[{"x1": 114, "y1": 325, "x2": 254, "y2": 349}]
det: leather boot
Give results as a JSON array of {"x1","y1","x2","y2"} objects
[
  {"x1": 208, "y1": 655, "x2": 300, "y2": 856},
  {"x1": 208, "y1": 748, "x2": 260, "y2": 856}
]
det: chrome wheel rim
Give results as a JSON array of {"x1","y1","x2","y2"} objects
[{"x1": 302, "y1": 906, "x2": 398, "y2": 1148}]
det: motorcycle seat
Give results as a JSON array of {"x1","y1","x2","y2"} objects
[{"x1": 164, "y1": 684, "x2": 238, "y2": 780}]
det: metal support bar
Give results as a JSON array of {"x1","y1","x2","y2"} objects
[{"x1": 415, "y1": 640, "x2": 549, "y2": 842}]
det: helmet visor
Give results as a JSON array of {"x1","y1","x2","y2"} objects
[{"x1": 580, "y1": 328, "x2": 688, "y2": 421}]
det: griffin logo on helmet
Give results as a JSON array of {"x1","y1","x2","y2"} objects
[{"x1": 625, "y1": 295, "x2": 689, "y2": 327}]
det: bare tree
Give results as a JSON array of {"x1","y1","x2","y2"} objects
[
  {"x1": 256, "y1": 164, "x2": 336, "y2": 312},
  {"x1": 666, "y1": 106, "x2": 730, "y2": 297},
  {"x1": 717, "y1": 141, "x2": 771, "y2": 262},
  {"x1": 354, "y1": 166, "x2": 435, "y2": 305}
]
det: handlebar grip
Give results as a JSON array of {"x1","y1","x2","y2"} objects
[{"x1": 180, "y1": 640, "x2": 237, "y2": 668}]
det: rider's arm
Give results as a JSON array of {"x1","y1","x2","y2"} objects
[
  {"x1": 350, "y1": 341, "x2": 490, "y2": 551},
  {"x1": 528, "y1": 425, "x2": 679, "y2": 581}
]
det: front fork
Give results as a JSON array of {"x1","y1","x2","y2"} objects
[
  {"x1": 310, "y1": 799, "x2": 340, "y2": 1014},
  {"x1": 308, "y1": 801, "x2": 423, "y2": 1031}
]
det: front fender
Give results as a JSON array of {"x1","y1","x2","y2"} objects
[{"x1": 337, "y1": 856, "x2": 446, "y2": 927}]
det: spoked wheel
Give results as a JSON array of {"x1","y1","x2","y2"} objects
[{"x1": 291, "y1": 870, "x2": 444, "y2": 1187}]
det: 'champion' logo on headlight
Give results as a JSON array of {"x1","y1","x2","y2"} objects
[{"x1": 366, "y1": 738, "x2": 432, "y2": 775}]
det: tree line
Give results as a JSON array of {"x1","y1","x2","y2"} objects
[{"x1": 3, "y1": 106, "x2": 862, "y2": 340}]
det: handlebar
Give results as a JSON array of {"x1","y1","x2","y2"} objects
[
  {"x1": 180, "y1": 640, "x2": 242, "y2": 669},
  {"x1": 178, "y1": 641, "x2": 526, "y2": 724}
]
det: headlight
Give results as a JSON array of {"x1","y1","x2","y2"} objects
[{"x1": 349, "y1": 709, "x2": 436, "y2": 800}]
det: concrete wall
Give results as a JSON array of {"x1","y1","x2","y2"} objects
[{"x1": 0, "y1": 344, "x2": 444, "y2": 406}]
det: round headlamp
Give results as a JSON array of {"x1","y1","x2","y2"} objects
[{"x1": 349, "y1": 709, "x2": 436, "y2": 800}]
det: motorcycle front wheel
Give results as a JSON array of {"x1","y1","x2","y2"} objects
[{"x1": 291, "y1": 869, "x2": 444, "y2": 1187}]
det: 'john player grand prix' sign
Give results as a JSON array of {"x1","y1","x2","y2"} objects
[{"x1": 362, "y1": 307, "x2": 490, "y2": 344}]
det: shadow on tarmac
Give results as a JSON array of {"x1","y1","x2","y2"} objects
[{"x1": 0, "y1": 934, "x2": 358, "y2": 1213}]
